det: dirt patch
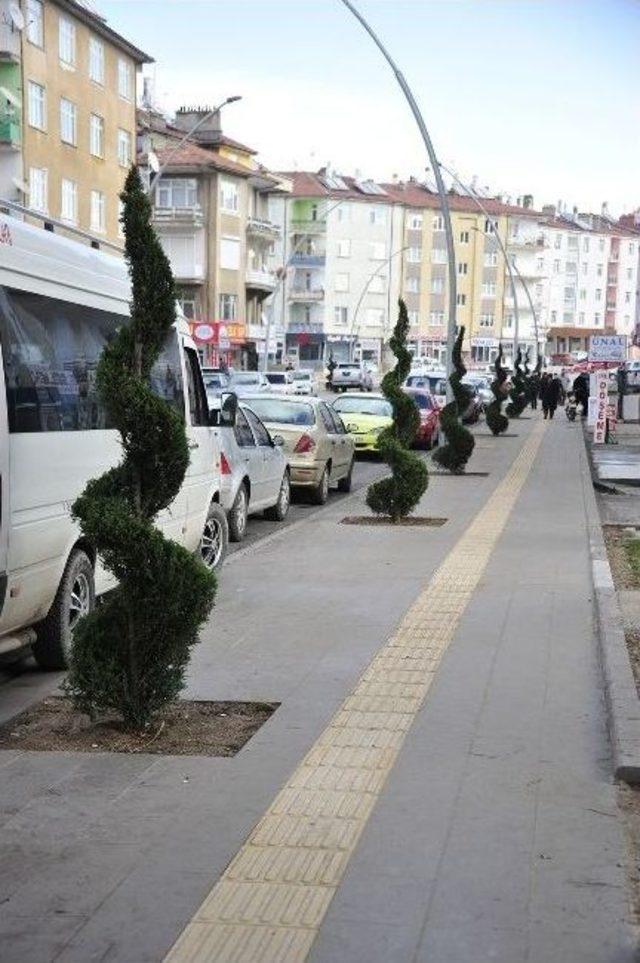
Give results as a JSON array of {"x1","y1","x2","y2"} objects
[
  {"x1": 0, "y1": 697, "x2": 278, "y2": 756},
  {"x1": 604, "y1": 525, "x2": 640, "y2": 590},
  {"x1": 624, "y1": 630, "x2": 640, "y2": 698},
  {"x1": 341, "y1": 515, "x2": 447, "y2": 527},
  {"x1": 429, "y1": 470, "x2": 490, "y2": 478},
  {"x1": 618, "y1": 784, "x2": 640, "y2": 927}
]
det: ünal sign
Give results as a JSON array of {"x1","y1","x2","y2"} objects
[{"x1": 589, "y1": 335, "x2": 626, "y2": 363}]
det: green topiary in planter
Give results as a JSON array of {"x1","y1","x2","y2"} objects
[
  {"x1": 485, "y1": 343, "x2": 509, "y2": 436},
  {"x1": 65, "y1": 167, "x2": 217, "y2": 730},
  {"x1": 366, "y1": 300, "x2": 428, "y2": 521},
  {"x1": 505, "y1": 348, "x2": 528, "y2": 417},
  {"x1": 432, "y1": 326, "x2": 475, "y2": 473}
]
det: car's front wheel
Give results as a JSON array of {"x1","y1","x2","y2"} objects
[{"x1": 264, "y1": 472, "x2": 291, "y2": 521}]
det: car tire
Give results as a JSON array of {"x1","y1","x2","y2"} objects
[
  {"x1": 311, "y1": 465, "x2": 330, "y2": 505},
  {"x1": 199, "y1": 502, "x2": 228, "y2": 571},
  {"x1": 228, "y1": 484, "x2": 249, "y2": 542},
  {"x1": 264, "y1": 471, "x2": 291, "y2": 521},
  {"x1": 33, "y1": 549, "x2": 95, "y2": 670},
  {"x1": 337, "y1": 459, "x2": 354, "y2": 493}
]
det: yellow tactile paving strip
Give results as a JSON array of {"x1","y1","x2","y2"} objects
[{"x1": 165, "y1": 421, "x2": 545, "y2": 963}]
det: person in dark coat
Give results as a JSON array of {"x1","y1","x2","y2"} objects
[
  {"x1": 541, "y1": 374, "x2": 562, "y2": 419},
  {"x1": 573, "y1": 372, "x2": 589, "y2": 416}
]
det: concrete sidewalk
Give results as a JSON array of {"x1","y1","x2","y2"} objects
[{"x1": 0, "y1": 415, "x2": 636, "y2": 962}]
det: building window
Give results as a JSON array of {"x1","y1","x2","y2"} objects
[
  {"x1": 90, "y1": 189, "x2": 105, "y2": 233},
  {"x1": 479, "y1": 313, "x2": 494, "y2": 327},
  {"x1": 504, "y1": 313, "x2": 514, "y2": 328},
  {"x1": 118, "y1": 198, "x2": 125, "y2": 238},
  {"x1": 484, "y1": 252, "x2": 498, "y2": 267},
  {"x1": 550, "y1": 310, "x2": 557, "y2": 324},
  {"x1": 429, "y1": 311, "x2": 444, "y2": 325},
  {"x1": 337, "y1": 239, "x2": 351, "y2": 258},
  {"x1": 117, "y1": 129, "x2": 132, "y2": 168},
  {"x1": 335, "y1": 273, "x2": 349, "y2": 292},
  {"x1": 583, "y1": 237, "x2": 590, "y2": 252},
  {"x1": 582, "y1": 262, "x2": 588, "y2": 275},
  {"x1": 595, "y1": 288, "x2": 602, "y2": 301},
  {"x1": 481, "y1": 282, "x2": 495, "y2": 296},
  {"x1": 60, "y1": 98, "x2": 77, "y2": 146},
  {"x1": 484, "y1": 218, "x2": 495, "y2": 234},
  {"x1": 554, "y1": 234, "x2": 562, "y2": 249},
  {"x1": 59, "y1": 17, "x2": 76, "y2": 66},
  {"x1": 459, "y1": 230, "x2": 469, "y2": 244},
  {"x1": 579, "y1": 288, "x2": 586, "y2": 300},
  {"x1": 406, "y1": 277, "x2": 419, "y2": 293},
  {"x1": 630, "y1": 243, "x2": 635, "y2": 255},
  {"x1": 456, "y1": 293, "x2": 466, "y2": 306},
  {"x1": 369, "y1": 241, "x2": 386, "y2": 260},
  {"x1": 219, "y1": 178, "x2": 239, "y2": 213},
  {"x1": 625, "y1": 291, "x2": 632, "y2": 303},
  {"x1": 536, "y1": 256, "x2": 544, "y2": 270},
  {"x1": 89, "y1": 114, "x2": 104, "y2": 157},
  {"x1": 627, "y1": 267, "x2": 633, "y2": 280},
  {"x1": 29, "y1": 167, "x2": 47, "y2": 213},
  {"x1": 408, "y1": 310, "x2": 419, "y2": 326},
  {"x1": 220, "y1": 236, "x2": 241, "y2": 271},
  {"x1": 336, "y1": 203, "x2": 350, "y2": 222},
  {"x1": 562, "y1": 312, "x2": 574, "y2": 324},
  {"x1": 156, "y1": 178, "x2": 197, "y2": 208},
  {"x1": 409, "y1": 213, "x2": 422, "y2": 230},
  {"x1": 60, "y1": 178, "x2": 77, "y2": 223},
  {"x1": 26, "y1": 0, "x2": 44, "y2": 47},
  {"x1": 599, "y1": 238, "x2": 605, "y2": 252},
  {"x1": 27, "y1": 81, "x2": 46, "y2": 131},
  {"x1": 564, "y1": 286, "x2": 575, "y2": 302},
  {"x1": 334, "y1": 306, "x2": 348, "y2": 325},
  {"x1": 433, "y1": 215, "x2": 444, "y2": 231},
  {"x1": 431, "y1": 277, "x2": 444, "y2": 294},
  {"x1": 365, "y1": 308, "x2": 384, "y2": 327},
  {"x1": 369, "y1": 274, "x2": 386, "y2": 294},
  {"x1": 579, "y1": 312, "x2": 585, "y2": 325},
  {"x1": 219, "y1": 294, "x2": 238, "y2": 321},
  {"x1": 458, "y1": 262, "x2": 468, "y2": 275},
  {"x1": 407, "y1": 247, "x2": 421, "y2": 263},
  {"x1": 553, "y1": 260, "x2": 561, "y2": 274},
  {"x1": 431, "y1": 248, "x2": 447, "y2": 264},
  {"x1": 89, "y1": 37, "x2": 105, "y2": 85},
  {"x1": 178, "y1": 297, "x2": 197, "y2": 320},
  {"x1": 595, "y1": 312, "x2": 601, "y2": 324},
  {"x1": 118, "y1": 59, "x2": 133, "y2": 100},
  {"x1": 596, "y1": 263, "x2": 603, "y2": 276},
  {"x1": 369, "y1": 205, "x2": 386, "y2": 225}
]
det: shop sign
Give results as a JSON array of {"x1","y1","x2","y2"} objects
[
  {"x1": 471, "y1": 337, "x2": 499, "y2": 348},
  {"x1": 593, "y1": 372, "x2": 609, "y2": 443},
  {"x1": 606, "y1": 402, "x2": 618, "y2": 445},
  {"x1": 189, "y1": 322, "x2": 246, "y2": 346},
  {"x1": 589, "y1": 335, "x2": 626, "y2": 363}
]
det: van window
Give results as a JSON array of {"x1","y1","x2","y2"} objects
[
  {"x1": 183, "y1": 346, "x2": 209, "y2": 426},
  {"x1": 0, "y1": 286, "x2": 184, "y2": 433}
]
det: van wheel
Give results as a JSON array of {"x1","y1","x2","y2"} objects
[
  {"x1": 199, "y1": 503, "x2": 228, "y2": 571},
  {"x1": 33, "y1": 549, "x2": 95, "y2": 670},
  {"x1": 228, "y1": 484, "x2": 249, "y2": 542}
]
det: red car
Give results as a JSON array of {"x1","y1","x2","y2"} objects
[{"x1": 404, "y1": 387, "x2": 440, "y2": 449}]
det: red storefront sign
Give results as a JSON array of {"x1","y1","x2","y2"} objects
[{"x1": 189, "y1": 322, "x2": 247, "y2": 346}]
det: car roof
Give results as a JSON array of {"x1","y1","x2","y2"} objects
[
  {"x1": 241, "y1": 393, "x2": 316, "y2": 403},
  {"x1": 333, "y1": 392, "x2": 386, "y2": 400}
]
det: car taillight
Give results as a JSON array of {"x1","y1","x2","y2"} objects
[
  {"x1": 294, "y1": 433, "x2": 316, "y2": 454},
  {"x1": 220, "y1": 452, "x2": 232, "y2": 475}
]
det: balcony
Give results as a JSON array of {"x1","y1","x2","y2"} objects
[
  {"x1": 247, "y1": 216, "x2": 280, "y2": 240},
  {"x1": 246, "y1": 268, "x2": 278, "y2": 293},
  {"x1": 0, "y1": 117, "x2": 20, "y2": 150},
  {"x1": 289, "y1": 288, "x2": 325, "y2": 302},
  {"x1": 153, "y1": 206, "x2": 204, "y2": 228},
  {"x1": 290, "y1": 219, "x2": 327, "y2": 235},
  {"x1": 508, "y1": 234, "x2": 546, "y2": 249},
  {"x1": 289, "y1": 253, "x2": 326, "y2": 267}
]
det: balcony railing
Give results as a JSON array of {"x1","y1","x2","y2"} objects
[
  {"x1": 247, "y1": 216, "x2": 280, "y2": 240},
  {"x1": 289, "y1": 288, "x2": 325, "y2": 302},
  {"x1": 289, "y1": 253, "x2": 326, "y2": 267},
  {"x1": 153, "y1": 205, "x2": 204, "y2": 227},
  {"x1": 246, "y1": 268, "x2": 277, "y2": 292},
  {"x1": 290, "y1": 219, "x2": 327, "y2": 234},
  {"x1": 508, "y1": 234, "x2": 546, "y2": 249},
  {"x1": 0, "y1": 117, "x2": 20, "y2": 149}
]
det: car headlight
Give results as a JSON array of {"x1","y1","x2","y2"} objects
[
  {"x1": 371, "y1": 425, "x2": 386, "y2": 434},
  {"x1": 346, "y1": 423, "x2": 358, "y2": 432}
]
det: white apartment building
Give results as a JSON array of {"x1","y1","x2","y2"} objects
[
  {"x1": 504, "y1": 213, "x2": 547, "y2": 364},
  {"x1": 268, "y1": 171, "x2": 404, "y2": 366}
]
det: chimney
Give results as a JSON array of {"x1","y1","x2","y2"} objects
[
  {"x1": 542, "y1": 204, "x2": 556, "y2": 218},
  {"x1": 174, "y1": 106, "x2": 222, "y2": 146},
  {"x1": 523, "y1": 194, "x2": 533, "y2": 209},
  {"x1": 602, "y1": 201, "x2": 609, "y2": 217}
]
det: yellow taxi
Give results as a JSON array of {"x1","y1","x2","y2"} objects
[{"x1": 331, "y1": 393, "x2": 393, "y2": 453}]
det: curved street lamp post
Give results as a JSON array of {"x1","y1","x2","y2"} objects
[{"x1": 348, "y1": 245, "x2": 410, "y2": 362}]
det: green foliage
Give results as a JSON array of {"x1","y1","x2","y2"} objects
[
  {"x1": 432, "y1": 326, "x2": 476, "y2": 473},
  {"x1": 366, "y1": 300, "x2": 428, "y2": 521},
  {"x1": 505, "y1": 348, "x2": 528, "y2": 418},
  {"x1": 65, "y1": 167, "x2": 216, "y2": 730},
  {"x1": 486, "y1": 343, "x2": 509, "y2": 436}
]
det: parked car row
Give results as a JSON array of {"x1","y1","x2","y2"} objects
[{"x1": 203, "y1": 367, "x2": 317, "y2": 401}]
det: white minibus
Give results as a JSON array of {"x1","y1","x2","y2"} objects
[{"x1": 0, "y1": 216, "x2": 228, "y2": 669}]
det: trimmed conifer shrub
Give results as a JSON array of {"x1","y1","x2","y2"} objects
[
  {"x1": 65, "y1": 167, "x2": 217, "y2": 730},
  {"x1": 505, "y1": 348, "x2": 528, "y2": 418},
  {"x1": 486, "y1": 343, "x2": 509, "y2": 436},
  {"x1": 366, "y1": 300, "x2": 428, "y2": 521},
  {"x1": 432, "y1": 326, "x2": 476, "y2": 473}
]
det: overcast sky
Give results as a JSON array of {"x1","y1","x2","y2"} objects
[{"x1": 99, "y1": 0, "x2": 640, "y2": 215}]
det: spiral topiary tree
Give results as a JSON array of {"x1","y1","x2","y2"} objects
[
  {"x1": 505, "y1": 348, "x2": 528, "y2": 418},
  {"x1": 485, "y1": 343, "x2": 509, "y2": 436},
  {"x1": 65, "y1": 167, "x2": 217, "y2": 730},
  {"x1": 366, "y1": 299, "x2": 428, "y2": 521},
  {"x1": 433, "y1": 326, "x2": 475, "y2": 473}
]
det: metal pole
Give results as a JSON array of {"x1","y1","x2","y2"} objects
[
  {"x1": 338, "y1": 0, "x2": 457, "y2": 398},
  {"x1": 349, "y1": 245, "x2": 410, "y2": 359},
  {"x1": 441, "y1": 164, "x2": 520, "y2": 363},
  {"x1": 510, "y1": 258, "x2": 541, "y2": 362}
]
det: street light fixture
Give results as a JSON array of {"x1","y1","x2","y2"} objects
[
  {"x1": 146, "y1": 95, "x2": 243, "y2": 195},
  {"x1": 338, "y1": 0, "x2": 457, "y2": 399}
]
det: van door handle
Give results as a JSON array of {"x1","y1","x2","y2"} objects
[{"x1": 189, "y1": 442, "x2": 199, "y2": 451}]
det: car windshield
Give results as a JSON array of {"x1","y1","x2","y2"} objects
[
  {"x1": 292, "y1": 371, "x2": 311, "y2": 381},
  {"x1": 247, "y1": 398, "x2": 316, "y2": 426},
  {"x1": 204, "y1": 374, "x2": 227, "y2": 389},
  {"x1": 231, "y1": 372, "x2": 261, "y2": 385},
  {"x1": 266, "y1": 373, "x2": 286, "y2": 384},
  {"x1": 333, "y1": 396, "x2": 392, "y2": 417},
  {"x1": 336, "y1": 363, "x2": 356, "y2": 369},
  {"x1": 407, "y1": 392, "x2": 431, "y2": 410},
  {"x1": 406, "y1": 375, "x2": 447, "y2": 394}
]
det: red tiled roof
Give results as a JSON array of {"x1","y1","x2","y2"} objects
[{"x1": 152, "y1": 143, "x2": 253, "y2": 178}]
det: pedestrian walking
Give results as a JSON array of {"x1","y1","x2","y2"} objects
[
  {"x1": 573, "y1": 372, "x2": 589, "y2": 416},
  {"x1": 541, "y1": 374, "x2": 562, "y2": 419}
]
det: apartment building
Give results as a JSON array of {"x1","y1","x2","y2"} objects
[
  {"x1": 140, "y1": 107, "x2": 288, "y2": 367},
  {"x1": 0, "y1": 0, "x2": 151, "y2": 245},
  {"x1": 268, "y1": 171, "x2": 404, "y2": 366}
]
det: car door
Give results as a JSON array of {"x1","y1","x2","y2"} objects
[
  {"x1": 182, "y1": 344, "x2": 217, "y2": 551},
  {"x1": 244, "y1": 407, "x2": 282, "y2": 508},
  {"x1": 0, "y1": 342, "x2": 8, "y2": 626},
  {"x1": 318, "y1": 402, "x2": 346, "y2": 479},
  {"x1": 327, "y1": 406, "x2": 353, "y2": 477},
  {"x1": 234, "y1": 407, "x2": 263, "y2": 508}
]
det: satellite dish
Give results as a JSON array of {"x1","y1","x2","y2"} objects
[
  {"x1": 147, "y1": 150, "x2": 160, "y2": 174},
  {"x1": 12, "y1": 176, "x2": 29, "y2": 195},
  {"x1": 9, "y1": 4, "x2": 24, "y2": 30}
]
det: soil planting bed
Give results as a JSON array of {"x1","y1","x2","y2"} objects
[
  {"x1": 0, "y1": 697, "x2": 278, "y2": 756},
  {"x1": 429, "y1": 470, "x2": 489, "y2": 478},
  {"x1": 604, "y1": 525, "x2": 640, "y2": 590},
  {"x1": 342, "y1": 516, "x2": 447, "y2": 527}
]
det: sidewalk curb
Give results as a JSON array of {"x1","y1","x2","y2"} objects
[{"x1": 580, "y1": 425, "x2": 640, "y2": 784}]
